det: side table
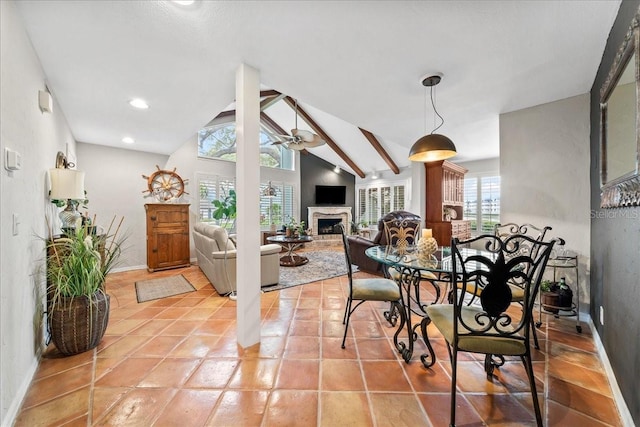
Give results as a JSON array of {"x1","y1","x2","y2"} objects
[
  {"x1": 537, "y1": 254, "x2": 582, "y2": 333},
  {"x1": 266, "y1": 235, "x2": 314, "y2": 267}
]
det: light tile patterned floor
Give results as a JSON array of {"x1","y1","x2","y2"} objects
[{"x1": 14, "y1": 257, "x2": 623, "y2": 426}]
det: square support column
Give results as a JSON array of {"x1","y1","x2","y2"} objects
[{"x1": 235, "y1": 63, "x2": 261, "y2": 348}]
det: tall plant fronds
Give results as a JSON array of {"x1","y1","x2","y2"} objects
[{"x1": 45, "y1": 216, "x2": 127, "y2": 306}]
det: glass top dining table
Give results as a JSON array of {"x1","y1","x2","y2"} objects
[{"x1": 365, "y1": 244, "x2": 494, "y2": 367}]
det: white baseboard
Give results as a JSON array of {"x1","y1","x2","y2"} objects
[
  {"x1": 111, "y1": 264, "x2": 148, "y2": 273},
  {"x1": 111, "y1": 260, "x2": 199, "y2": 274},
  {"x1": 588, "y1": 316, "x2": 634, "y2": 427},
  {"x1": 2, "y1": 355, "x2": 40, "y2": 427}
]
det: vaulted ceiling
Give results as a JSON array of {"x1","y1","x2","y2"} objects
[{"x1": 15, "y1": 1, "x2": 621, "y2": 177}]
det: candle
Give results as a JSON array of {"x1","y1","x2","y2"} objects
[{"x1": 422, "y1": 228, "x2": 432, "y2": 239}]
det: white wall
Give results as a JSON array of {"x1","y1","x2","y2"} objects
[
  {"x1": 458, "y1": 157, "x2": 500, "y2": 178},
  {"x1": 0, "y1": 1, "x2": 78, "y2": 423},
  {"x1": 76, "y1": 143, "x2": 169, "y2": 270},
  {"x1": 500, "y1": 93, "x2": 591, "y2": 310}
]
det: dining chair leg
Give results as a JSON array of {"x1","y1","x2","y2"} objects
[
  {"x1": 521, "y1": 354, "x2": 543, "y2": 427},
  {"x1": 342, "y1": 297, "x2": 351, "y2": 325},
  {"x1": 341, "y1": 304, "x2": 351, "y2": 349},
  {"x1": 450, "y1": 348, "x2": 458, "y2": 427},
  {"x1": 531, "y1": 320, "x2": 540, "y2": 349}
]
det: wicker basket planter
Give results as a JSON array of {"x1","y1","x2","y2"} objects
[{"x1": 48, "y1": 291, "x2": 110, "y2": 356}]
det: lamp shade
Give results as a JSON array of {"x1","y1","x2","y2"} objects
[
  {"x1": 262, "y1": 182, "x2": 277, "y2": 197},
  {"x1": 49, "y1": 168, "x2": 85, "y2": 200},
  {"x1": 408, "y1": 133, "x2": 457, "y2": 162}
]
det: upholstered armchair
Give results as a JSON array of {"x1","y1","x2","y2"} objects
[
  {"x1": 192, "y1": 223, "x2": 281, "y2": 295},
  {"x1": 346, "y1": 210, "x2": 422, "y2": 274}
]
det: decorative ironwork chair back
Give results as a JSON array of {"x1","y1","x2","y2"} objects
[
  {"x1": 494, "y1": 223, "x2": 552, "y2": 262},
  {"x1": 383, "y1": 218, "x2": 420, "y2": 255},
  {"x1": 451, "y1": 233, "x2": 560, "y2": 341}
]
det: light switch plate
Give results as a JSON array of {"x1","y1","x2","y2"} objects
[{"x1": 5, "y1": 148, "x2": 22, "y2": 171}]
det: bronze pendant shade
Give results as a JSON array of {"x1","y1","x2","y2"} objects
[
  {"x1": 408, "y1": 133, "x2": 457, "y2": 162},
  {"x1": 409, "y1": 74, "x2": 457, "y2": 162}
]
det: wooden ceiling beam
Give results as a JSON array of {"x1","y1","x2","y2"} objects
[
  {"x1": 259, "y1": 89, "x2": 281, "y2": 98},
  {"x1": 214, "y1": 110, "x2": 235, "y2": 119},
  {"x1": 260, "y1": 93, "x2": 286, "y2": 111},
  {"x1": 359, "y1": 128, "x2": 400, "y2": 174},
  {"x1": 283, "y1": 96, "x2": 365, "y2": 178}
]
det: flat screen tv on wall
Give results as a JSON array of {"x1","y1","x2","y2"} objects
[{"x1": 315, "y1": 185, "x2": 346, "y2": 205}]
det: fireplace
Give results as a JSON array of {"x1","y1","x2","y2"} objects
[
  {"x1": 317, "y1": 218, "x2": 343, "y2": 235},
  {"x1": 308, "y1": 206, "x2": 352, "y2": 241}
]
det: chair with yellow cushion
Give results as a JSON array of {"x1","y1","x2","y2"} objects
[
  {"x1": 339, "y1": 224, "x2": 405, "y2": 349},
  {"x1": 382, "y1": 217, "x2": 441, "y2": 322},
  {"x1": 425, "y1": 233, "x2": 561, "y2": 427}
]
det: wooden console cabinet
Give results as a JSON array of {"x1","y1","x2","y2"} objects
[
  {"x1": 145, "y1": 204, "x2": 190, "y2": 272},
  {"x1": 425, "y1": 161, "x2": 472, "y2": 246}
]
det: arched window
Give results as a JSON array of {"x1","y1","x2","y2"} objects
[{"x1": 198, "y1": 121, "x2": 294, "y2": 171}]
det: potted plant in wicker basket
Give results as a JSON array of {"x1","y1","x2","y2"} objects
[{"x1": 46, "y1": 216, "x2": 126, "y2": 355}]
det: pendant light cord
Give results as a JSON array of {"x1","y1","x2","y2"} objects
[{"x1": 430, "y1": 85, "x2": 444, "y2": 134}]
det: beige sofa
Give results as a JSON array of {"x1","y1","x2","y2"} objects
[{"x1": 192, "y1": 222, "x2": 281, "y2": 295}]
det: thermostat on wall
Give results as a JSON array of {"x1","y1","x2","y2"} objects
[{"x1": 4, "y1": 148, "x2": 22, "y2": 171}]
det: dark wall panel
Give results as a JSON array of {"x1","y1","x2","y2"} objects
[
  {"x1": 590, "y1": 2, "x2": 640, "y2": 424},
  {"x1": 299, "y1": 154, "x2": 355, "y2": 227}
]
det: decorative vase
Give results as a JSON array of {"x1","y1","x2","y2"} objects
[
  {"x1": 417, "y1": 237, "x2": 438, "y2": 265},
  {"x1": 48, "y1": 291, "x2": 110, "y2": 355}
]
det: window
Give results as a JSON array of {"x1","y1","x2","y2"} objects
[
  {"x1": 198, "y1": 174, "x2": 235, "y2": 224},
  {"x1": 259, "y1": 181, "x2": 295, "y2": 228},
  {"x1": 356, "y1": 182, "x2": 406, "y2": 226},
  {"x1": 463, "y1": 175, "x2": 500, "y2": 233},
  {"x1": 198, "y1": 121, "x2": 294, "y2": 170},
  {"x1": 198, "y1": 174, "x2": 294, "y2": 229}
]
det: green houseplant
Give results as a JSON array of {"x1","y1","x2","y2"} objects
[
  {"x1": 46, "y1": 216, "x2": 126, "y2": 355},
  {"x1": 212, "y1": 189, "x2": 237, "y2": 230}
]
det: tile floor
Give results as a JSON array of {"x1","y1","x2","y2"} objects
[{"x1": 15, "y1": 256, "x2": 623, "y2": 426}]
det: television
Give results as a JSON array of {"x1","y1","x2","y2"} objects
[{"x1": 315, "y1": 185, "x2": 346, "y2": 205}]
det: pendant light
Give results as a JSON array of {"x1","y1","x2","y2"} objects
[{"x1": 408, "y1": 73, "x2": 457, "y2": 162}]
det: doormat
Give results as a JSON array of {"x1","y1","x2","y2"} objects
[{"x1": 135, "y1": 274, "x2": 196, "y2": 303}]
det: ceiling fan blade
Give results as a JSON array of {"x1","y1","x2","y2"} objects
[
  {"x1": 287, "y1": 142, "x2": 306, "y2": 151},
  {"x1": 291, "y1": 129, "x2": 315, "y2": 142},
  {"x1": 304, "y1": 137, "x2": 326, "y2": 148}
]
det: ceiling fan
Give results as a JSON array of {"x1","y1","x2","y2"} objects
[{"x1": 273, "y1": 99, "x2": 326, "y2": 151}]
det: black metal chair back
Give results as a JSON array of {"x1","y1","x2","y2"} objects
[{"x1": 338, "y1": 223, "x2": 404, "y2": 349}]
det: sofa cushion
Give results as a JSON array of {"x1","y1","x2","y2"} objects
[{"x1": 194, "y1": 223, "x2": 235, "y2": 251}]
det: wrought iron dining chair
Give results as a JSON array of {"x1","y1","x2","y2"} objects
[
  {"x1": 339, "y1": 224, "x2": 405, "y2": 349},
  {"x1": 425, "y1": 233, "x2": 561, "y2": 427},
  {"x1": 383, "y1": 217, "x2": 439, "y2": 305},
  {"x1": 494, "y1": 223, "x2": 552, "y2": 349}
]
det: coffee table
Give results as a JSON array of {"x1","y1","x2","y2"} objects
[{"x1": 266, "y1": 235, "x2": 313, "y2": 266}]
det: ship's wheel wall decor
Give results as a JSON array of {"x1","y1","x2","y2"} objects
[{"x1": 142, "y1": 165, "x2": 189, "y2": 202}]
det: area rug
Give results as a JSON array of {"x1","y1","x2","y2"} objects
[
  {"x1": 135, "y1": 274, "x2": 196, "y2": 303},
  {"x1": 263, "y1": 250, "x2": 353, "y2": 292}
]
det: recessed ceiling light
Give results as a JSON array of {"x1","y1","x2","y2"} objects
[
  {"x1": 172, "y1": 0, "x2": 194, "y2": 5},
  {"x1": 122, "y1": 137, "x2": 135, "y2": 144},
  {"x1": 128, "y1": 98, "x2": 149, "y2": 109}
]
